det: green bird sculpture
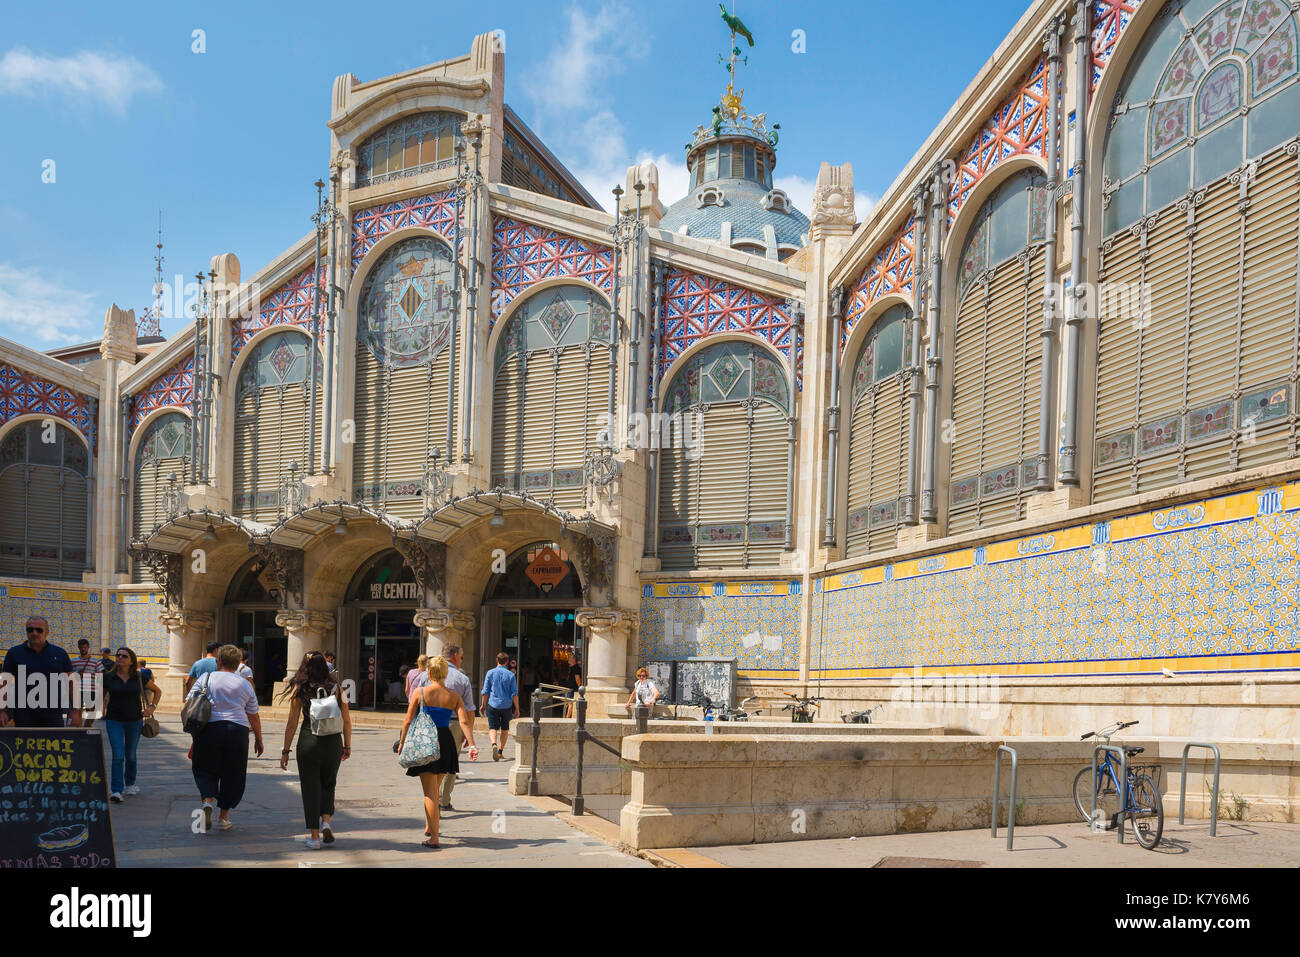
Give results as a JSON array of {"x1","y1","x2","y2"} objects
[{"x1": 720, "y1": 5, "x2": 755, "y2": 46}]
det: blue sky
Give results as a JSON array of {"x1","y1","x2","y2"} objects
[{"x1": 0, "y1": 0, "x2": 1031, "y2": 348}]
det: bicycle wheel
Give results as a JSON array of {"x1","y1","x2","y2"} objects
[
  {"x1": 1128, "y1": 774, "x2": 1164, "y2": 849},
  {"x1": 1073, "y1": 765, "x2": 1121, "y2": 824}
]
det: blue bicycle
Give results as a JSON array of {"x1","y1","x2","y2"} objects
[{"x1": 1073, "y1": 719, "x2": 1164, "y2": 849}]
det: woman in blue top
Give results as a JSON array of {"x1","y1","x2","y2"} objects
[{"x1": 397, "y1": 655, "x2": 478, "y2": 848}]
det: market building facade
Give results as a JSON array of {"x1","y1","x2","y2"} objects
[{"x1": 2, "y1": 0, "x2": 1299, "y2": 735}]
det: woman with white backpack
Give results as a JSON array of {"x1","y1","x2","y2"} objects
[{"x1": 278, "y1": 652, "x2": 352, "y2": 849}]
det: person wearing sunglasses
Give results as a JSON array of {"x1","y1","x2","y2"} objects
[
  {"x1": 103, "y1": 647, "x2": 162, "y2": 802},
  {"x1": 0, "y1": 616, "x2": 79, "y2": 728}
]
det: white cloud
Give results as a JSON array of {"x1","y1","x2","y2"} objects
[
  {"x1": 0, "y1": 48, "x2": 162, "y2": 114},
  {"x1": 0, "y1": 264, "x2": 99, "y2": 347}
]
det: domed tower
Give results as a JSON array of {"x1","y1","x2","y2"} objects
[{"x1": 660, "y1": 11, "x2": 810, "y2": 261}]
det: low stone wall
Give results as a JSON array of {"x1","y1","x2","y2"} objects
[
  {"x1": 617, "y1": 734, "x2": 1300, "y2": 850},
  {"x1": 506, "y1": 717, "x2": 944, "y2": 798}
]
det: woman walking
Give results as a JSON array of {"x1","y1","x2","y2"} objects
[
  {"x1": 186, "y1": 644, "x2": 263, "y2": 831},
  {"x1": 102, "y1": 647, "x2": 162, "y2": 802},
  {"x1": 278, "y1": 652, "x2": 352, "y2": 849},
  {"x1": 397, "y1": 655, "x2": 478, "y2": 848}
]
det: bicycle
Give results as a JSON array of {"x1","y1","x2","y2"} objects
[
  {"x1": 690, "y1": 692, "x2": 750, "y2": 721},
  {"x1": 780, "y1": 692, "x2": 823, "y2": 723},
  {"x1": 1074, "y1": 719, "x2": 1164, "y2": 849},
  {"x1": 842, "y1": 704, "x2": 883, "y2": 724}
]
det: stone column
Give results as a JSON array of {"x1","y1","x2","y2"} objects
[
  {"x1": 161, "y1": 610, "x2": 213, "y2": 677},
  {"x1": 576, "y1": 607, "x2": 638, "y2": 715},
  {"x1": 413, "y1": 608, "x2": 475, "y2": 658},
  {"x1": 275, "y1": 610, "x2": 335, "y2": 667}
]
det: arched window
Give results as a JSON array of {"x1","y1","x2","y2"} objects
[
  {"x1": 131, "y1": 411, "x2": 190, "y2": 581},
  {"x1": 233, "y1": 330, "x2": 323, "y2": 522},
  {"x1": 658, "y1": 340, "x2": 791, "y2": 569},
  {"x1": 845, "y1": 305, "x2": 909, "y2": 556},
  {"x1": 1095, "y1": 0, "x2": 1300, "y2": 503},
  {"x1": 356, "y1": 112, "x2": 463, "y2": 187},
  {"x1": 491, "y1": 284, "x2": 613, "y2": 509},
  {"x1": 948, "y1": 168, "x2": 1049, "y2": 534},
  {"x1": 0, "y1": 420, "x2": 90, "y2": 580},
  {"x1": 353, "y1": 237, "x2": 456, "y2": 517}
]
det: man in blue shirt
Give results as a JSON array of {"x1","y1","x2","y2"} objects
[
  {"x1": 479, "y1": 651, "x2": 519, "y2": 761},
  {"x1": 0, "y1": 616, "x2": 79, "y2": 728},
  {"x1": 185, "y1": 641, "x2": 221, "y2": 694}
]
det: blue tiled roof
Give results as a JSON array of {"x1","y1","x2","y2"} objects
[{"x1": 660, "y1": 176, "x2": 810, "y2": 250}]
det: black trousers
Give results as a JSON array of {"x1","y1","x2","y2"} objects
[
  {"x1": 192, "y1": 720, "x2": 250, "y2": 810},
  {"x1": 296, "y1": 728, "x2": 343, "y2": 830}
]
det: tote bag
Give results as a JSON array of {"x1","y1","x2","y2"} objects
[{"x1": 397, "y1": 708, "x2": 441, "y2": 768}]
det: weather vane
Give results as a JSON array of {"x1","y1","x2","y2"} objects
[
  {"x1": 137, "y1": 210, "x2": 164, "y2": 338},
  {"x1": 717, "y1": 3, "x2": 754, "y2": 120}
]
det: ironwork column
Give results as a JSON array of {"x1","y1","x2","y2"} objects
[
  {"x1": 1037, "y1": 14, "x2": 1067, "y2": 491},
  {"x1": 646, "y1": 261, "x2": 665, "y2": 559},
  {"x1": 1060, "y1": 0, "x2": 1091, "y2": 486},
  {"x1": 920, "y1": 161, "x2": 948, "y2": 525},
  {"x1": 822, "y1": 285, "x2": 844, "y2": 547},
  {"x1": 323, "y1": 167, "x2": 340, "y2": 473},
  {"x1": 902, "y1": 182, "x2": 929, "y2": 525},
  {"x1": 309, "y1": 179, "x2": 324, "y2": 474},
  {"x1": 462, "y1": 126, "x2": 484, "y2": 463}
]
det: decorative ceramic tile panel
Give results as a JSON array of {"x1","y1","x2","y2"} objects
[
  {"x1": 0, "y1": 583, "x2": 102, "y2": 654},
  {"x1": 128, "y1": 353, "x2": 194, "y2": 433},
  {"x1": 638, "y1": 580, "x2": 802, "y2": 675},
  {"x1": 843, "y1": 216, "x2": 917, "y2": 356},
  {"x1": 948, "y1": 58, "x2": 1049, "y2": 223},
  {"x1": 0, "y1": 362, "x2": 96, "y2": 451},
  {"x1": 231, "y1": 265, "x2": 325, "y2": 359},
  {"x1": 490, "y1": 217, "x2": 614, "y2": 326},
  {"x1": 809, "y1": 479, "x2": 1300, "y2": 678},
  {"x1": 1093, "y1": 0, "x2": 1145, "y2": 91},
  {"x1": 351, "y1": 189, "x2": 458, "y2": 271},
  {"x1": 660, "y1": 269, "x2": 800, "y2": 389},
  {"x1": 109, "y1": 591, "x2": 169, "y2": 663}
]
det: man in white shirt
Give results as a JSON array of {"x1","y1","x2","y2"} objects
[{"x1": 438, "y1": 643, "x2": 476, "y2": 811}]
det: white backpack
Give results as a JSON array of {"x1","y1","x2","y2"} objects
[{"x1": 308, "y1": 685, "x2": 344, "y2": 737}]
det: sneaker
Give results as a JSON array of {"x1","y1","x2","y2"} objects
[
  {"x1": 492, "y1": 745, "x2": 501, "y2": 762},
  {"x1": 321, "y1": 823, "x2": 334, "y2": 844},
  {"x1": 124, "y1": 785, "x2": 140, "y2": 796},
  {"x1": 215, "y1": 819, "x2": 233, "y2": 831},
  {"x1": 109, "y1": 792, "x2": 123, "y2": 803},
  {"x1": 305, "y1": 837, "x2": 322, "y2": 850}
]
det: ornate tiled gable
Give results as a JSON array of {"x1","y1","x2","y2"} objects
[
  {"x1": 490, "y1": 217, "x2": 615, "y2": 326},
  {"x1": 0, "y1": 362, "x2": 97, "y2": 450},
  {"x1": 843, "y1": 215, "x2": 917, "y2": 356},
  {"x1": 129, "y1": 353, "x2": 194, "y2": 433}
]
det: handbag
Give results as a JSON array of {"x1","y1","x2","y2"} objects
[
  {"x1": 139, "y1": 672, "x2": 159, "y2": 738},
  {"x1": 181, "y1": 673, "x2": 213, "y2": 736},
  {"x1": 308, "y1": 685, "x2": 344, "y2": 737},
  {"x1": 397, "y1": 707, "x2": 441, "y2": 768}
]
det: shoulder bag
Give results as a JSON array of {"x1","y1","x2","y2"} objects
[
  {"x1": 308, "y1": 685, "x2": 344, "y2": 737},
  {"x1": 397, "y1": 698, "x2": 442, "y2": 769},
  {"x1": 139, "y1": 673, "x2": 159, "y2": 738},
  {"x1": 181, "y1": 673, "x2": 213, "y2": 736}
]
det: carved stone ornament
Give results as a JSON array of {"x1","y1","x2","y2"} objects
[
  {"x1": 130, "y1": 542, "x2": 182, "y2": 609},
  {"x1": 391, "y1": 533, "x2": 447, "y2": 605},
  {"x1": 247, "y1": 536, "x2": 304, "y2": 609},
  {"x1": 569, "y1": 528, "x2": 617, "y2": 592},
  {"x1": 100, "y1": 305, "x2": 138, "y2": 362},
  {"x1": 810, "y1": 161, "x2": 856, "y2": 230}
]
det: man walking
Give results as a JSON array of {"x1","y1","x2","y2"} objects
[
  {"x1": 439, "y1": 643, "x2": 476, "y2": 809},
  {"x1": 72, "y1": 639, "x2": 103, "y2": 727},
  {"x1": 479, "y1": 651, "x2": 518, "y2": 761},
  {"x1": 185, "y1": 641, "x2": 221, "y2": 694},
  {"x1": 0, "y1": 616, "x2": 80, "y2": 728}
]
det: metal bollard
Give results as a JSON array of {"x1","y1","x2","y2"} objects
[
  {"x1": 527, "y1": 689, "x2": 543, "y2": 797},
  {"x1": 573, "y1": 688, "x2": 587, "y2": 816},
  {"x1": 634, "y1": 703, "x2": 649, "y2": 735},
  {"x1": 991, "y1": 744, "x2": 1018, "y2": 851}
]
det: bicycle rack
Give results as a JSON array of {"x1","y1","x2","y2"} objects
[
  {"x1": 1092, "y1": 744, "x2": 1128, "y2": 844},
  {"x1": 991, "y1": 745, "x2": 1018, "y2": 850},
  {"x1": 1178, "y1": 741, "x2": 1221, "y2": 837}
]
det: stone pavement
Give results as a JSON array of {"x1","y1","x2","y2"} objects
[{"x1": 101, "y1": 715, "x2": 649, "y2": 868}]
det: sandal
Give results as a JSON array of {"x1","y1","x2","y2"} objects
[{"x1": 420, "y1": 839, "x2": 439, "y2": 849}]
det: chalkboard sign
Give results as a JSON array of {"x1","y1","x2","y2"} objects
[
  {"x1": 646, "y1": 661, "x2": 675, "y2": 704},
  {"x1": 674, "y1": 658, "x2": 735, "y2": 709},
  {"x1": 0, "y1": 729, "x2": 116, "y2": 868}
]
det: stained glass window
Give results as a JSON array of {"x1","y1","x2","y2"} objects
[
  {"x1": 850, "y1": 305, "x2": 909, "y2": 404},
  {"x1": 493, "y1": 284, "x2": 612, "y2": 370},
  {"x1": 237, "y1": 330, "x2": 322, "y2": 396},
  {"x1": 1103, "y1": 0, "x2": 1300, "y2": 234},
  {"x1": 956, "y1": 169, "x2": 1048, "y2": 301},
  {"x1": 358, "y1": 237, "x2": 455, "y2": 369},
  {"x1": 356, "y1": 113, "x2": 464, "y2": 187},
  {"x1": 663, "y1": 340, "x2": 791, "y2": 414}
]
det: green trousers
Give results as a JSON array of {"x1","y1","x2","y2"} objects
[{"x1": 296, "y1": 727, "x2": 343, "y2": 830}]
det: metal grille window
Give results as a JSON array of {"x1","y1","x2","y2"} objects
[
  {"x1": 845, "y1": 304, "x2": 909, "y2": 556},
  {"x1": 491, "y1": 284, "x2": 613, "y2": 511},
  {"x1": 353, "y1": 237, "x2": 457, "y2": 518},
  {"x1": 657, "y1": 340, "x2": 792, "y2": 569},
  {"x1": 355, "y1": 112, "x2": 463, "y2": 188},
  {"x1": 1094, "y1": 0, "x2": 1300, "y2": 503},
  {"x1": 0, "y1": 420, "x2": 90, "y2": 581},
  {"x1": 233, "y1": 330, "x2": 322, "y2": 523},
  {"x1": 131, "y1": 411, "x2": 191, "y2": 582},
  {"x1": 948, "y1": 169, "x2": 1048, "y2": 534}
]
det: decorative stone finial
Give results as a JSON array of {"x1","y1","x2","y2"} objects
[
  {"x1": 100, "y1": 305, "x2": 138, "y2": 362},
  {"x1": 810, "y1": 161, "x2": 856, "y2": 240}
]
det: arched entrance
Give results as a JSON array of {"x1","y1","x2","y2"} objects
[
  {"x1": 342, "y1": 549, "x2": 422, "y2": 711},
  {"x1": 224, "y1": 556, "x2": 286, "y2": 704},
  {"x1": 480, "y1": 541, "x2": 584, "y2": 702}
]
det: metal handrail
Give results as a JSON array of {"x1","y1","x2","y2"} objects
[
  {"x1": 1092, "y1": 744, "x2": 1127, "y2": 844},
  {"x1": 572, "y1": 688, "x2": 648, "y2": 816},
  {"x1": 991, "y1": 744, "x2": 1018, "y2": 850},
  {"x1": 1179, "y1": 741, "x2": 1221, "y2": 837}
]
